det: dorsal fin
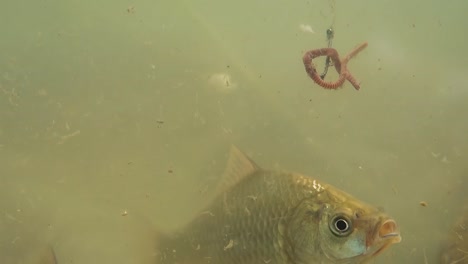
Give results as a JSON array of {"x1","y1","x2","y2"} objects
[
  {"x1": 215, "y1": 145, "x2": 260, "y2": 194},
  {"x1": 38, "y1": 246, "x2": 57, "y2": 264}
]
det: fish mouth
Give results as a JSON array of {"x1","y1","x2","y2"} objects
[
  {"x1": 378, "y1": 219, "x2": 401, "y2": 241},
  {"x1": 370, "y1": 219, "x2": 401, "y2": 257}
]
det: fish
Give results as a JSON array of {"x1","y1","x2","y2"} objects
[
  {"x1": 155, "y1": 146, "x2": 401, "y2": 263},
  {"x1": 440, "y1": 205, "x2": 468, "y2": 264}
]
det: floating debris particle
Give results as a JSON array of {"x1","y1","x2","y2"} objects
[
  {"x1": 223, "y1": 239, "x2": 234, "y2": 250},
  {"x1": 57, "y1": 130, "x2": 80, "y2": 145},
  {"x1": 299, "y1": 24, "x2": 315, "y2": 33},
  {"x1": 208, "y1": 73, "x2": 237, "y2": 93}
]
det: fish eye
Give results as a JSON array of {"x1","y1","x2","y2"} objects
[{"x1": 329, "y1": 215, "x2": 352, "y2": 237}]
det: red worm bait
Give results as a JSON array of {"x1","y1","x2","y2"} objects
[{"x1": 302, "y1": 42, "x2": 368, "y2": 90}]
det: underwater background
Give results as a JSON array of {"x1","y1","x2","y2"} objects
[{"x1": 1, "y1": 0, "x2": 467, "y2": 263}]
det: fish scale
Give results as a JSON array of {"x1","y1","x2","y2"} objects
[
  {"x1": 158, "y1": 171, "x2": 313, "y2": 263},
  {"x1": 156, "y1": 146, "x2": 401, "y2": 264}
]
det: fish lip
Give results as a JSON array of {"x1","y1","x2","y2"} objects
[
  {"x1": 381, "y1": 232, "x2": 401, "y2": 240},
  {"x1": 377, "y1": 219, "x2": 400, "y2": 241},
  {"x1": 370, "y1": 234, "x2": 401, "y2": 257},
  {"x1": 367, "y1": 218, "x2": 401, "y2": 256},
  {"x1": 369, "y1": 234, "x2": 401, "y2": 257},
  {"x1": 371, "y1": 242, "x2": 392, "y2": 257},
  {"x1": 378, "y1": 232, "x2": 402, "y2": 246}
]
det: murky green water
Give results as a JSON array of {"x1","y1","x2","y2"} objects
[{"x1": 1, "y1": 0, "x2": 467, "y2": 263}]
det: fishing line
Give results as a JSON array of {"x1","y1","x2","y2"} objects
[
  {"x1": 320, "y1": 0, "x2": 336, "y2": 80},
  {"x1": 320, "y1": 27, "x2": 334, "y2": 80}
]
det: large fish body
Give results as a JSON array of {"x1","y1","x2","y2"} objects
[{"x1": 156, "y1": 146, "x2": 401, "y2": 263}]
